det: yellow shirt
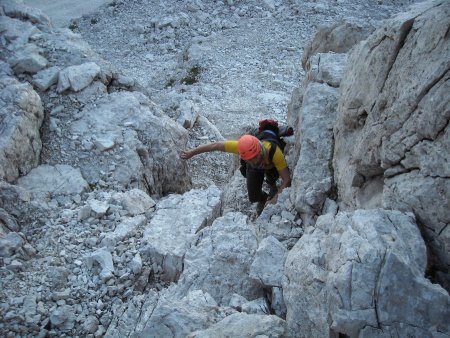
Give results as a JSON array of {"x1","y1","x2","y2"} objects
[{"x1": 224, "y1": 140, "x2": 287, "y2": 171}]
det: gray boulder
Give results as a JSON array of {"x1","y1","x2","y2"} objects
[
  {"x1": 333, "y1": 0, "x2": 450, "y2": 278},
  {"x1": 283, "y1": 209, "x2": 450, "y2": 337},
  {"x1": 177, "y1": 212, "x2": 263, "y2": 305},
  {"x1": 17, "y1": 164, "x2": 89, "y2": 198},
  {"x1": 86, "y1": 247, "x2": 115, "y2": 281},
  {"x1": 291, "y1": 82, "x2": 339, "y2": 226},
  {"x1": 176, "y1": 99, "x2": 199, "y2": 129},
  {"x1": 249, "y1": 235, "x2": 287, "y2": 287},
  {"x1": 0, "y1": 76, "x2": 44, "y2": 182},
  {"x1": 141, "y1": 185, "x2": 222, "y2": 281},
  {"x1": 304, "y1": 52, "x2": 348, "y2": 88},
  {"x1": 188, "y1": 312, "x2": 287, "y2": 338},
  {"x1": 0, "y1": 0, "x2": 51, "y2": 26},
  {"x1": 0, "y1": 15, "x2": 39, "y2": 49},
  {"x1": 111, "y1": 188, "x2": 156, "y2": 216},
  {"x1": 31, "y1": 66, "x2": 60, "y2": 91},
  {"x1": 254, "y1": 189, "x2": 303, "y2": 248},
  {"x1": 138, "y1": 289, "x2": 230, "y2": 338},
  {"x1": 100, "y1": 215, "x2": 146, "y2": 248},
  {"x1": 8, "y1": 43, "x2": 48, "y2": 74},
  {"x1": 69, "y1": 90, "x2": 191, "y2": 195},
  {"x1": 57, "y1": 62, "x2": 101, "y2": 93},
  {"x1": 301, "y1": 20, "x2": 375, "y2": 69}
]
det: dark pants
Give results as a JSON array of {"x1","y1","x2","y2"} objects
[{"x1": 246, "y1": 166, "x2": 279, "y2": 203}]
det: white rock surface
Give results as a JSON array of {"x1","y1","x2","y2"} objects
[
  {"x1": 334, "y1": 0, "x2": 450, "y2": 279},
  {"x1": 141, "y1": 186, "x2": 222, "y2": 281},
  {"x1": 2, "y1": 0, "x2": 446, "y2": 337},
  {"x1": 17, "y1": 164, "x2": 89, "y2": 198},
  {"x1": 283, "y1": 209, "x2": 450, "y2": 337}
]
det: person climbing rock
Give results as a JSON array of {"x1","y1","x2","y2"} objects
[{"x1": 180, "y1": 133, "x2": 291, "y2": 214}]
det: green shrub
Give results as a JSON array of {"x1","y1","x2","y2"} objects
[{"x1": 181, "y1": 66, "x2": 202, "y2": 85}]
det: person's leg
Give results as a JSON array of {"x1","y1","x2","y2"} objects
[
  {"x1": 265, "y1": 168, "x2": 279, "y2": 198},
  {"x1": 246, "y1": 167, "x2": 267, "y2": 203}
]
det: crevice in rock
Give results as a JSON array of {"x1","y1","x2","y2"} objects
[
  {"x1": 410, "y1": 69, "x2": 449, "y2": 121},
  {"x1": 373, "y1": 250, "x2": 387, "y2": 329},
  {"x1": 380, "y1": 18, "x2": 415, "y2": 93},
  {"x1": 414, "y1": 213, "x2": 450, "y2": 292}
]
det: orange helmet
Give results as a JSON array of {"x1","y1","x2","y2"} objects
[{"x1": 238, "y1": 135, "x2": 260, "y2": 160}]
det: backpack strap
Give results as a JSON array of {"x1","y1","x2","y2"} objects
[{"x1": 268, "y1": 141, "x2": 277, "y2": 162}]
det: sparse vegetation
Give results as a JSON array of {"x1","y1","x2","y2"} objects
[
  {"x1": 69, "y1": 21, "x2": 78, "y2": 31},
  {"x1": 181, "y1": 66, "x2": 202, "y2": 85},
  {"x1": 166, "y1": 78, "x2": 176, "y2": 88}
]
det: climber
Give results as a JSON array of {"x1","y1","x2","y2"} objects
[{"x1": 180, "y1": 134, "x2": 291, "y2": 214}]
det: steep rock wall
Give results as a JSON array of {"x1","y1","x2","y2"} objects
[{"x1": 333, "y1": 0, "x2": 450, "y2": 284}]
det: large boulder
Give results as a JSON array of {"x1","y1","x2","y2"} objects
[
  {"x1": 69, "y1": 90, "x2": 191, "y2": 195},
  {"x1": 301, "y1": 20, "x2": 375, "y2": 69},
  {"x1": 177, "y1": 212, "x2": 263, "y2": 305},
  {"x1": 333, "y1": 0, "x2": 450, "y2": 281},
  {"x1": 283, "y1": 209, "x2": 450, "y2": 337},
  {"x1": 188, "y1": 312, "x2": 287, "y2": 338},
  {"x1": 0, "y1": 0, "x2": 51, "y2": 26},
  {"x1": 17, "y1": 164, "x2": 89, "y2": 198},
  {"x1": 137, "y1": 289, "x2": 231, "y2": 338},
  {"x1": 290, "y1": 82, "x2": 339, "y2": 226},
  {"x1": 141, "y1": 186, "x2": 222, "y2": 281},
  {"x1": 0, "y1": 76, "x2": 44, "y2": 182}
]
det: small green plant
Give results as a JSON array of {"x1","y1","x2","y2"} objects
[
  {"x1": 69, "y1": 21, "x2": 78, "y2": 31},
  {"x1": 90, "y1": 18, "x2": 98, "y2": 25},
  {"x1": 166, "y1": 78, "x2": 176, "y2": 88},
  {"x1": 181, "y1": 66, "x2": 202, "y2": 85}
]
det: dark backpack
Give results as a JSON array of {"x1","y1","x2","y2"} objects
[{"x1": 239, "y1": 119, "x2": 293, "y2": 177}]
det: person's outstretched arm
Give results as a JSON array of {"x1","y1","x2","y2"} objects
[{"x1": 180, "y1": 141, "x2": 226, "y2": 160}]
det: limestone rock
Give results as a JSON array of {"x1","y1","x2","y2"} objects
[
  {"x1": 1, "y1": 0, "x2": 51, "y2": 26},
  {"x1": 283, "y1": 209, "x2": 450, "y2": 337},
  {"x1": 86, "y1": 247, "x2": 115, "y2": 281},
  {"x1": 249, "y1": 236, "x2": 287, "y2": 287},
  {"x1": 178, "y1": 212, "x2": 263, "y2": 305},
  {"x1": 105, "y1": 291, "x2": 159, "y2": 338},
  {"x1": 0, "y1": 76, "x2": 44, "y2": 182},
  {"x1": 177, "y1": 99, "x2": 199, "y2": 129},
  {"x1": 0, "y1": 232, "x2": 24, "y2": 257},
  {"x1": 32, "y1": 66, "x2": 60, "y2": 91},
  {"x1": 69, "y1": 91, "x2": 191, "y2": 195},
  {"x1": 111, "y1": 189, "x2": 156, "y2": 216},
  {"x1": 333, "y1": 0, "x2": 450, "y2": 277},
  {"x1": 138, "y1": 289, "x2": 228, "y2": 338},
  {"x1": 301, "y1": 20, "x2": 375, "y2": 68},
  {"x1": 101, "y1": 215, "x2": 146, "y2": 248},
  {"x1": 304, "y1": 52, "x2": 348, "y2": 88},
  {"x1": 57, "y1": 62, "x2": 101, "y2": 93},
  {"x1": 291, "y1": 82, "x2": 339, "y2": 225},
  {"x1": 17, "y1": 164, "x2": 89, "y2": 198},
  {"x1": 8, "y1": 44, "x2": 48, "y2": 74},
  {"x1": 141, "y1": 185, "x2": 222, "y2": 281},
  {"x1": 188, "y1": 312, "x2": 287, "y2": 338}
]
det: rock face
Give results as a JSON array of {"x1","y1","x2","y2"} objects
[
  {"x1": 68, "y1": 90, "x2": 191, "y2": 195},
  {"x1": 283, "y1": 209, "x2": 450, "y2": 337},
  {"x1": 333, "y1": 0, "x2": 450, "y2": 283},
  {"x1": 301, "y1": 20, "x2": 375, "y2": 69},
  {"x1": 178, "y1": 212, "x2": 262, "y2": 305},
  {"x1": 1, "y1": 0, "x2": 449, "y2": 337},
  {"x1": 141, "y1": 186, "x2": 222, "y2": 281},
  {"x1": 0, "y1": 76, "x2": 44, "y2": 182}
]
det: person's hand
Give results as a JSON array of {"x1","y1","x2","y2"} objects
[{"x1": 180, "y1": 149, "x2": 193, "y2": 160}]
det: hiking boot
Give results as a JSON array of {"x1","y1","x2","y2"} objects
[
  {"x1": 256, "y1": 201, "x2": 265, "y2": 215},
  {"x1": 268, "y1": 184, "x2": 278, "y2": 199}
]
